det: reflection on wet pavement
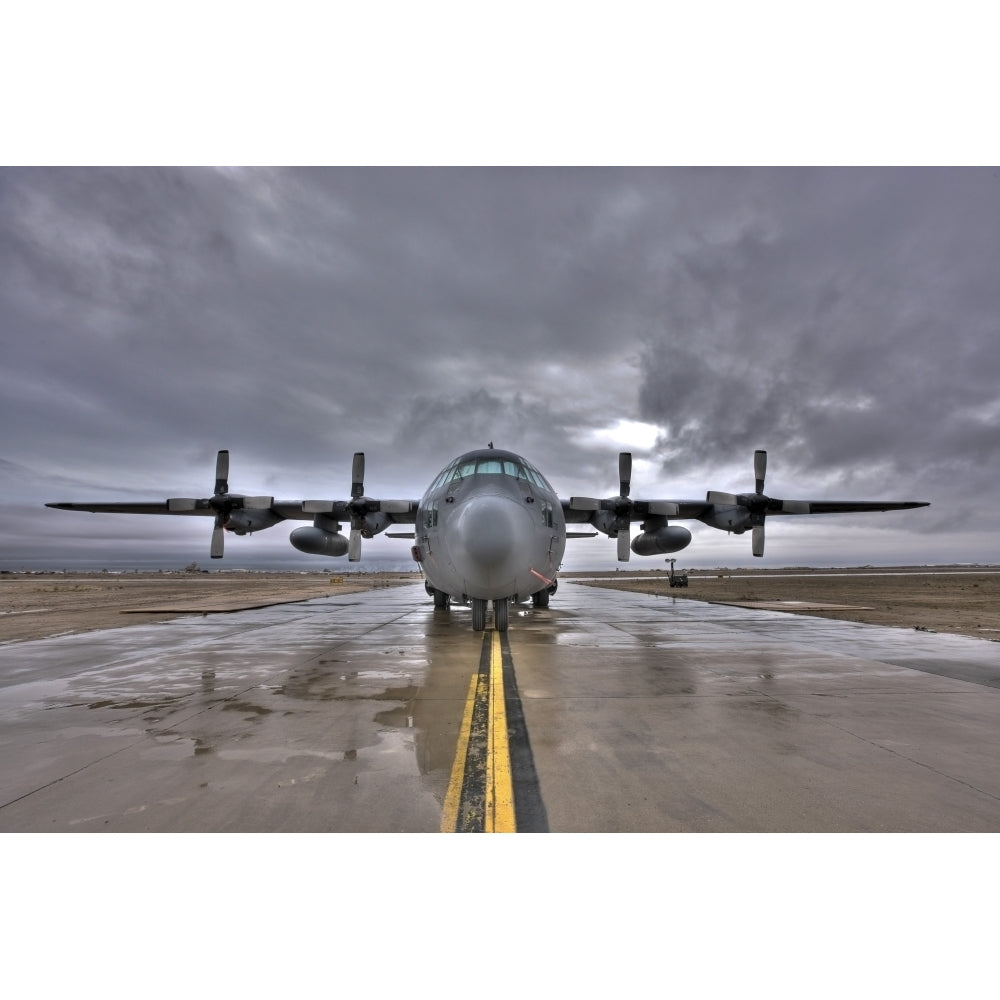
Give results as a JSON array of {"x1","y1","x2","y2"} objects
[{"x1": 2, "y1": 581, "x2": 1000, "y2": 831}]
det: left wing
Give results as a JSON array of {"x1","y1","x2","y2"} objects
[
  {"x1": 47, "y1": 450, "x2": 418, "y2": 561},
  {"x1": 562, "y1": 450, "x2": 929, "y2": 560}
]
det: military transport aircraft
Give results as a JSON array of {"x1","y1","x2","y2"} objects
[{"x1": 47, "y1": 446, "x2": 929, "y2": 632}]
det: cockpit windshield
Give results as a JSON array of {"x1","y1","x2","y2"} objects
[{"x1": 430, "y1": 454, "x2": 552, "y2": 491}]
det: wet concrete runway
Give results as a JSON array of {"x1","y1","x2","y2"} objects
[{"x1": 2, "y1": 581, "x2": 999, "y2": 831}]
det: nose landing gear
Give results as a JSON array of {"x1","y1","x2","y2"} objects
[
  {"x1": 472, "y1": 598, "x2": 487, "y2": 631},
  {"x1": 493, "y1": 597, "x2": 509, "y2": 632},
  {"x1": 471, "y1": 597, "x2": 509, "y2": 632}
]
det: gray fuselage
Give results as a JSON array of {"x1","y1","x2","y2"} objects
[{"x1": 413, "y1": 448, "x2": 566, "y2": 603}]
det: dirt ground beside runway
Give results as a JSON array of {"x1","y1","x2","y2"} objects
[
  {"x1": 3, "y1": 566, "x2": 999, "y2": 645},
  {"x1": 0, "y1": 571, "x2": 415, "y2": 643},
  {"x1": 571, "y1": 566, "x2": 1000, "y2": 642}
]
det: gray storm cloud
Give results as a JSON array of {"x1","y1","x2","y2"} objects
[{"x1": 2, "y1": 166, "x2": 995, "y2": 568}]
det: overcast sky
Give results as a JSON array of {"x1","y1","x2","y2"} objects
[{"x1": 3, "y1": 165, "x2": 997, "y2": 570}]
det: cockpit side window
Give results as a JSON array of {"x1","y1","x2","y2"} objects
[
  {"x1": 424, "y1": 502, "x2": 438, "y2": 528},
  {"x1": 522, "y1": 462, "x2": 552, "y2": 490}
]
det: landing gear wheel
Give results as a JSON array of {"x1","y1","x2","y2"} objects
[
  {"x1": 433, "y1": 588, "x2": 450, "y2": 608},
  {"x1": 532, "y1": 589, "x2": 550, "y2": 608},
  {"x1": 493, "y1": 598, "x2": 509, "y2": 632},
  {"x1": 472, "y1": 598, "x2": 487, "y2": 631}
]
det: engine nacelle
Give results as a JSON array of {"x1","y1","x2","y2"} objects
[
  {"x1": 225, "y1": 510, "x2": 283, "y2": 535},
  {"x1": 290, "y1": 526, "x2": 350, "y2": 557},
  {"x1": 631, "y1": 524, "x2": 692, "y2": 556},
  {"x1": 700, "y1": 505, "x2": 752, "y2": 533}
]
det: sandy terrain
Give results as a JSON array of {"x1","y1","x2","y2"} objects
[
  {"x1": 2, "y1": 566, "x2": 998, "y2": 644},
  {"x1": 571, "y1": 566, "x2": 1000, "y2": 642},
  {"x1": 0, "y1": 571, "x2": 415, "y2": 644}
]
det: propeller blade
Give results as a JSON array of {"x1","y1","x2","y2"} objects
[
  {"x1": 348, "y1": 528, "x2": 363, "y2": 561},
  {"x1": 211, "y1": 520, "x2": 225, "y2": 558},
  {"x1": 617, "y1": 529, "x2": 631, "y2": 562},
  {"x1": 242, "y1": 496, "x2": 274, "y2": 510},
  {"x1": 167, "y1": 498, "x2": 199, "y2": 512},
  {"x1": 781, "y1": 499, "x2": 811, "y2": 514},
  {"x1": 646, "y1": 501, "x2": 680, "y2": 516},
  {"x1": 707, "y1": 491, "x2": 740, "y2": 505},
  {"x1": 302, "y1": 500, "x2": 334, "y2": 513},
  {"x1": 569, "y1": 496, "x2": 602, "y2": 511},
  {"x1": 351, "y1": 452, "x2": 365, "y2": 499},
  {"x1": 754, "y1": 450, "x2": 767, "y2": 494},
  {"x1": 379, "y1": 499, "x2": 414, "y2": 514},
  {"x1": 619, "y1": 452, "x2": 632, "y2": 497},
  {"x1": 215, "y1": 450, "x2": 230, "y2": 496},
  {"x1": 752, "y1": 524, "x2": 765, "y2": 557}
]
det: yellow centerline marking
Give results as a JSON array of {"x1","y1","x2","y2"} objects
[
  {"x1": 486, "y1": 629, "x2": 516, "y2": 832},
  {"x1": 441, "y1": 628, "x2": 517, "y2": 833},
  {"x1": 441, "y1": 672, "x2": 479, "y2": 833}
]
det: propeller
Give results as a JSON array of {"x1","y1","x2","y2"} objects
[
  {"x1": 569, "y1": 452, "x2": 678, "y2": 562},
  {"x1": 211, "y1": 449, "x2": 230, "y2": 558},
  {"x1": 706, "y1": 449, "x2": 809, "y2": 557},
  {"x1": 302, "y1": 452, "x2": 414, "y2": 562},
  {"x1": 166, "y1": 450, "x2": 274, "y2": 559},
  {"x1": 348, "y1": 451, "x2": 366, "y2": 560},
  {"x1": 750, "y1": 449, "x2": 767, "y2": 558},
  {"x1": 617, "y1": 452, "x2": 632, "y2": 561}
]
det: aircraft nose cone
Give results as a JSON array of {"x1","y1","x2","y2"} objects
[
  {"x1": 459, "y1": 495, "x2": 521, "y2": 564},
  {"x1": 450, "y1": 494, "x2": 533, "y2": 586}
]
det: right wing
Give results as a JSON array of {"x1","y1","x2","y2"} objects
[{"x1": 46, "y1": 450, "x2": 418, "y2": 561}]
